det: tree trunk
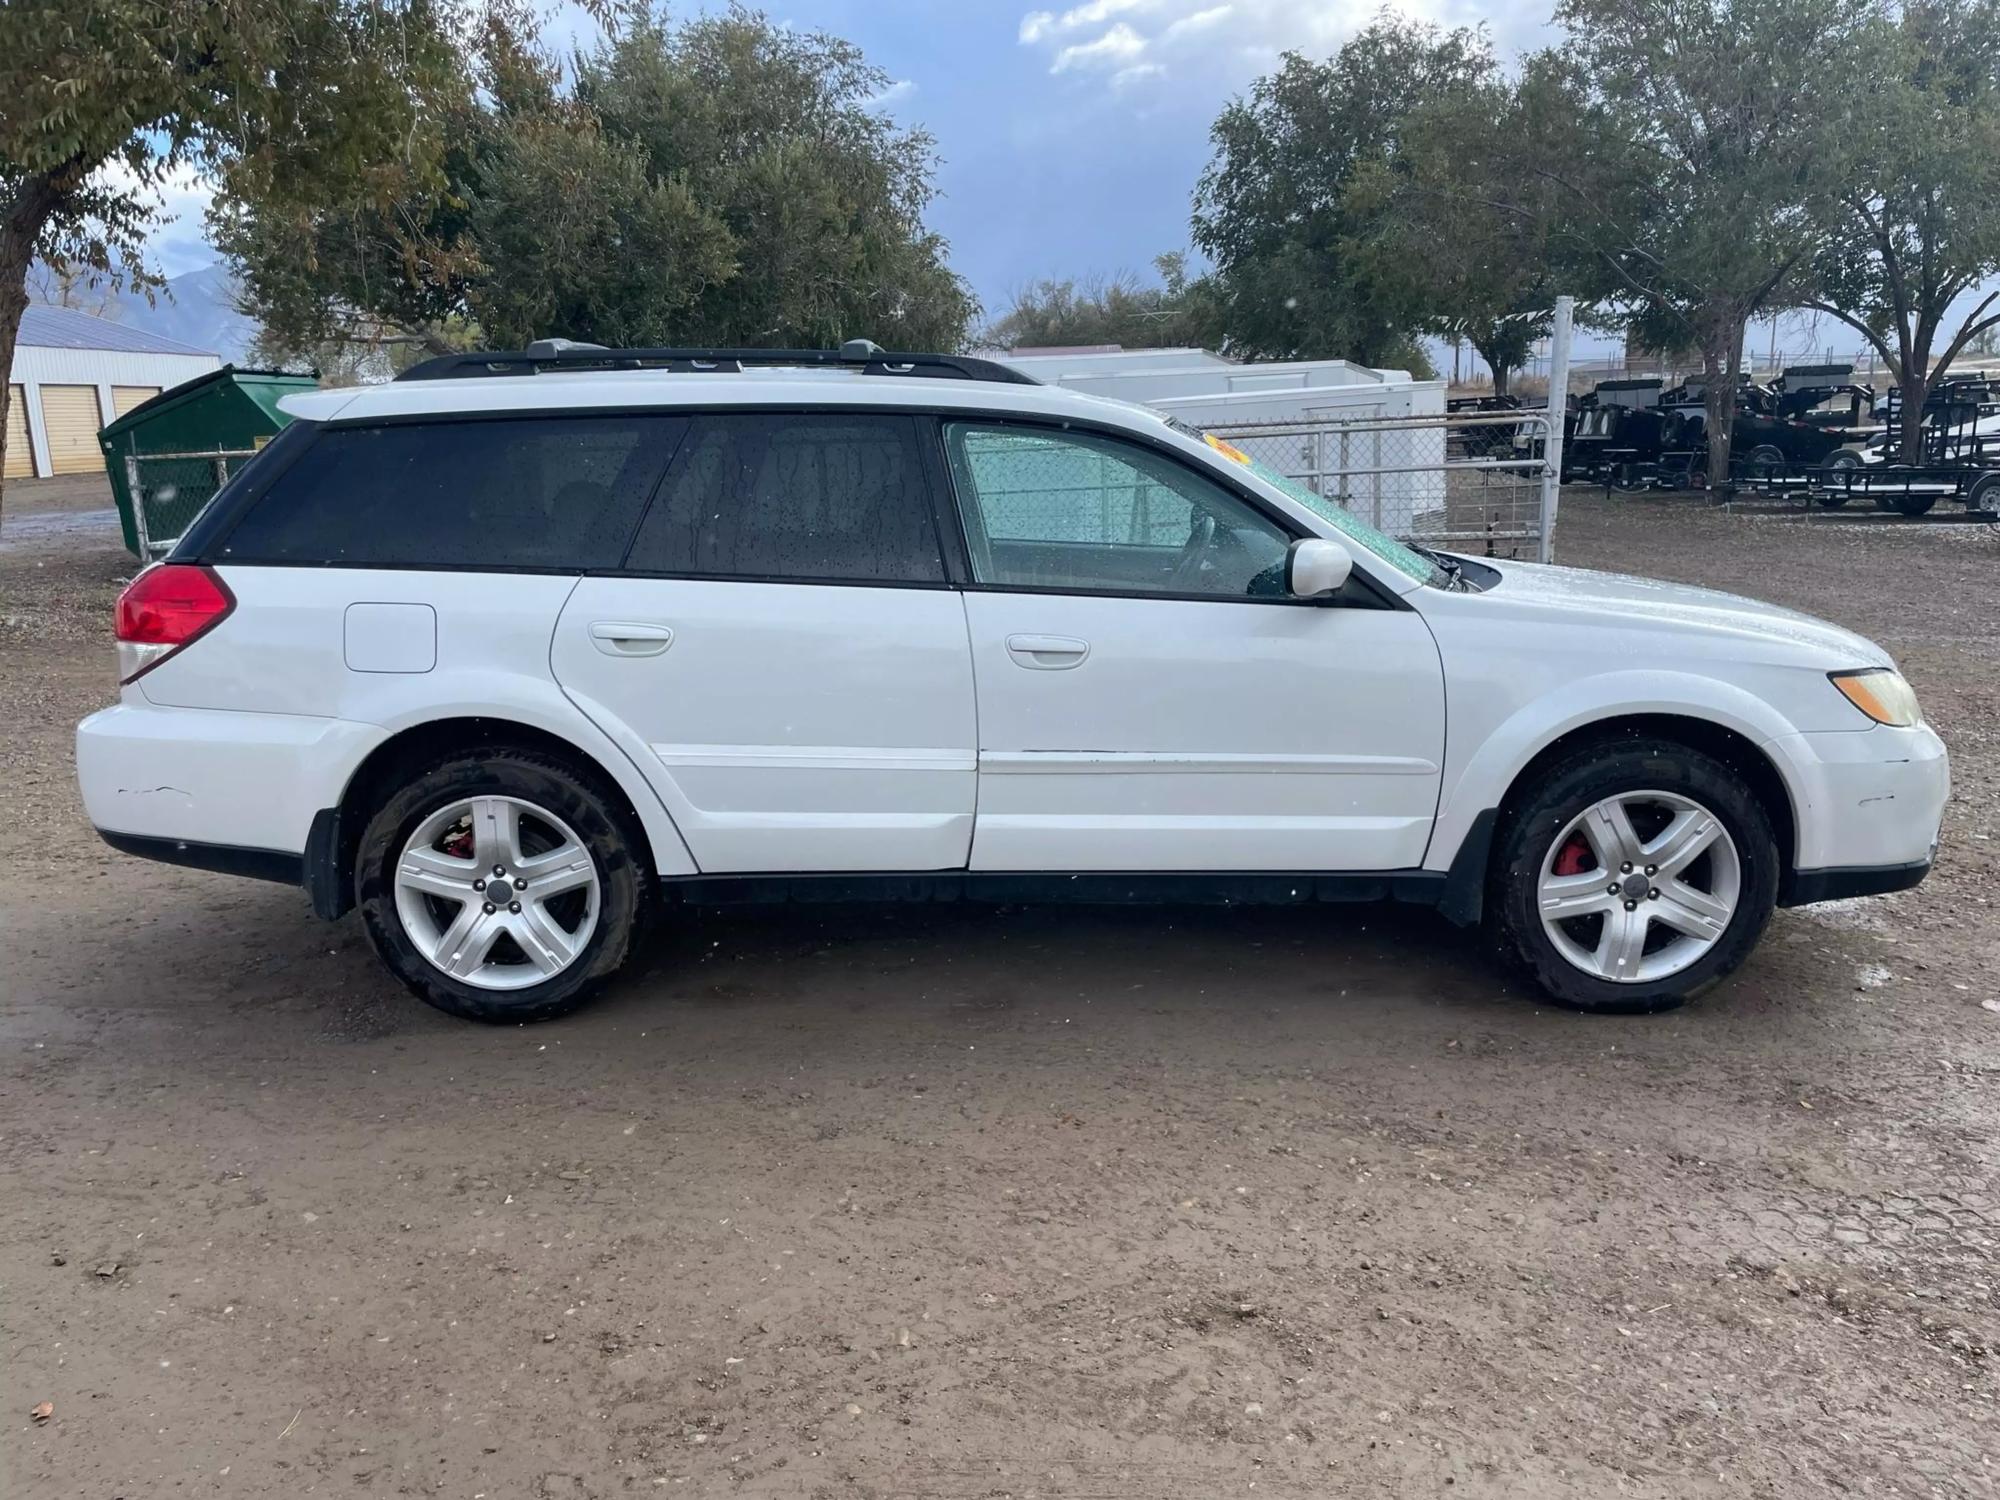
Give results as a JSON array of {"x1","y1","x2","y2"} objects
[
  {"x1": 1471, "y1": 336, "x2": 1512, "y2": 398},
  {"x1": 1897, "y1": 366, "x2": 1927, "y2": 464},
  {"x1": 1698, "y1": 315, "x2": 1747, "y2": 493},
  {"x1": 2, "y1": 171, "x2": 65, "y2": 524}
]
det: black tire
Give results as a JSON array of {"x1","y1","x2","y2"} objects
[
  {"x1": 1487, "y1": 739, "x2": 1780, "y2": 1014},
  {"x1": 1816, "y1": 450, "x2": 1862, "y2": 507},
  {"x1": 1889, "y1": 490, "x2": 1939, "y2": 517},
  {"x1": 355, "y1": 748, "x2": 647, "y2": 1023},
  {"x1": 1968, "y1": 471, "x2": 2000, "y2": 516},
  {"x1": 1746, "y1": 443, "x2": 1785, "y2": 475}
]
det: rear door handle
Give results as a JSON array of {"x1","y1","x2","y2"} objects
[
  {"x1": 589, "y1": 621, "x2": 674, "y2": 657},
  {"x1": 1004, "y1": 633, "x2": 1090, "y2": 669}
]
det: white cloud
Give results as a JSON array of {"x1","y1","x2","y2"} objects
[
  {"x1": 1112, "y1": 61, "x2": 1168, "y2": 88},
  {"x1": 91, "y1": 157, "x2": 218, "y2": 278},
  {"x1": 1018, "y1": 0, "x2": 1552, "y2": 91},
  {"x1": 1161, "y1": 4, "x2": 1233, "y2": 40},
  {"x1": 867, "y1": 78, "x2": 917, "y2": 108},
  {"x1": 1051, "y1": 21, "x2": 1149, "y2": 73}
]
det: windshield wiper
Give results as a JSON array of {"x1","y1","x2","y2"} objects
[{"x1": 1410, "y1": 543, "x2": 1469, "y2": 590}]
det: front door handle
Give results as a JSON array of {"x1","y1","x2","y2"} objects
[
  {"x1": 589, "y1": 621, "x2": 674, "y2": 657},
  {"x1": 1004, "y1": 633, "x2": 1090, "y2": 669}
]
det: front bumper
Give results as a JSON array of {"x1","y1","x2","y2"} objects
[
  {"x1": 1782, "y1": 857, "x2": 1934, "y2": 907},
  {"x1": 1768, "y1": 721, "x2": 1948, "y2": 905}
]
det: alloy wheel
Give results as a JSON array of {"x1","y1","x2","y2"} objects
[
  {"x1": 393, "y1": 795, "x2": 601, "y2": 991},
  {"x1": 1536, "y1": 790, "x2": 1741, "y2": 984}
]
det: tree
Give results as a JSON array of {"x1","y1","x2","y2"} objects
[
  {"x1": 979, "y1": 253, "x2": 1222, "y2": 351},
  {"x1": 577, "y1": 9, "x2": 975, "y2": 349},
  {"x1": 1801, "y1": 0, "x2": 2000, "y2": 459},
  {"x1": 1191, "y1": 18, "x2": 1492, "y2": 368},
  {"x1": 0, "y1": 0, "x2": 464, "y2": 512},
  {"x1": 1528, "y1": 0, "x2": 1876, "y2": 488},
  {"x1": 1344, "y1": 75, "x2": 1569, "y2": 396},
  {"x1": 227, "y1": 5, "x2": 977, "y2": 363}
]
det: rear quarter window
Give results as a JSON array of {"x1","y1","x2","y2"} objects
[{"x1": 217, "y1": 415, "x2": 687, "y2": 570}]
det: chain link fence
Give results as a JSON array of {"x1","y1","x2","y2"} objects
[
  {"x1": 1205, "y1": 410, "x2": 1556, "y2": 561},
  {"x1": 125, "y1": 450, "x2": 259, "y2": 559}
]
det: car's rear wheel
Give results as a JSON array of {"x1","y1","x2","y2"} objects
[
  {"x1": 356, "y1": 749, "x2": 646, "y2": 1022},
  {"x1": 1489, "y1": 741, "x2": 1780, "y2": 1013}
]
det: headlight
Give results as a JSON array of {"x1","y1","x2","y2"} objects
[{"x1": 1830, "y1": 668, "x2": 1923, "y2": 727}]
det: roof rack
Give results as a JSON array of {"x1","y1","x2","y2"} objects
[{"x1": 395, "y1": 337, "x2": 1039, "y2": 386}]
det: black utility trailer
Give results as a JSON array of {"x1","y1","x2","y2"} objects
[
  {"x1": 1560, "y1": 378, "x2": 1667, "y2": 483},
  {"x1": 1446, "y1": 394, "x2": 1525, "y2": 458},
  {"x1": 1733, "y1": 374, "x2": 2000, "y2": 515}
]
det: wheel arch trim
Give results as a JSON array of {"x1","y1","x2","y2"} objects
[
  {"x1": 1425, "y1": 673, "x2": 1807, "y2": 882},
  {"x1": 309, "y1": 701, "x2": 698, "y2": 920}
]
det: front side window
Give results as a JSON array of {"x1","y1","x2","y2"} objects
[
  {"x1": 623, "y1": 413, "x2": 945, "y2": 584},
  {"x1": 220, "y1": 415, "x2": 686, "y2": 570},
  {"x1": 943, "y1": 422, "x2": 1291, "y2": 598}
]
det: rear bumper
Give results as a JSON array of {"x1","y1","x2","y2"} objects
[
  {"x1": 76, "y1": 701, "x2": 383, "y2": 855},
  {"x1": 94, "y1": 828, "x2": 304, "y2": 886}
]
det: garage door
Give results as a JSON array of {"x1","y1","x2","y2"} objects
[
  {"x1": 4, "y1": 385, "x2": 30, "y2": 479},
  {"x1": 39, "y1": 385, "x2": 105, "y2": 474},
  {"x1": 112, "y1": 385, "x2": 160, "y2": 417}
]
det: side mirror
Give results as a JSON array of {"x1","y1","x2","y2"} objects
[{"x1": 1286, "y1": 537, "x2": 1353, "y2": 599}]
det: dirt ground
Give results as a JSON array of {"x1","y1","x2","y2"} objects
[{"x1": 3, "y1": 479, "x2": 1996, "y2": 1499}]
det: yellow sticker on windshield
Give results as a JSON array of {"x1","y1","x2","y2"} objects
[{"x1": 1203, "y1": 433, "x2": 1252, "y2": 466}]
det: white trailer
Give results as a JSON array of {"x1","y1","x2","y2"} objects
[{"x1": 995, "y1": 348, "x2": 1450, "y2": 534}]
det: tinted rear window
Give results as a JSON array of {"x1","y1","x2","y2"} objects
[
  {"x1": 219, "y1": 415, "x2": 687, "y2": 569},
  {"x1": 623, "y1": 413, "x2": 944, "y2": 584}
]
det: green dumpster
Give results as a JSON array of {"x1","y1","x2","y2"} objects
[{"x1": 99, "y1": 366, "x2": 318, "y2": 557}]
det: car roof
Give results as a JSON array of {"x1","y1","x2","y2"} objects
[{"x1": 278, "y1": 368, "x2": 1170, "y2": 433}]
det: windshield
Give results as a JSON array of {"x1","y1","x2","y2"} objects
[{"x1": 1173, "y1": 423, "x2": 1444, "y2": 587}]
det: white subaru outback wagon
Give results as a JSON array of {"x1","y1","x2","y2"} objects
[{"x1": 77, "y1": 342, "x2": 1948, "y2": 1023}]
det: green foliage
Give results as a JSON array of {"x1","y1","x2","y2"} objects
[
  {"x1": 980, "y1": 254, "x2": 1224, "y2": 351},
  {"x1": 1343, "y1": 73, "x2": 1569, "y2": 394},
  {"x1": 0, "y1": 0, "x2": 464, "y2": 501},
  {"x1": 1522, "y1": 0, "x2": 1879, "y2": 483},
  {"x1": 1191, "y1": 17, "x2": 1494, "y2": 365},
  {"x1": 225, "y1": 4, "x2": 977, "y2": 362},
  {"x1": 1803, "y1": 0, "x2": 2000, "y2": 455}
]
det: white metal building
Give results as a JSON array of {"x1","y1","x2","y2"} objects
[{"x1": 5, "y1": 305, "x2": 221, "y2": 480}]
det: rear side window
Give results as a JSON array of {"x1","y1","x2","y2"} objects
[
  {"x1": 219, "y1": 415, "x2": 687, "y2": 570},
  {"x1": 622, "y1": 413, "x2": 945, "y2": 584}
]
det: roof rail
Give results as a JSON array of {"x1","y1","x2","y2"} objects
[{"x1": 395, "y1": 337, "x2": 1040, "y2": 386}]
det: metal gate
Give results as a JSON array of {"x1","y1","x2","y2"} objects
[
  {"x1": 1205, "y1": 407, "x2": 1559, "y2": 562},
  {"x1": 124, "y1": 449, "x2": 259, "y2": 559}
]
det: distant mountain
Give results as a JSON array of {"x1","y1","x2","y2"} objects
[{"x1": 97, "y1": 264, "x2": 261, "y2": 363}]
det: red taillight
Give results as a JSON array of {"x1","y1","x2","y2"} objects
[{"x1": 114, "y1": 564, "x2": 234, "y2": 682}]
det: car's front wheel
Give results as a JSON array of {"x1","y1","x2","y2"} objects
[
  {"x1": 1490, "y1": 741, "x2": 1780, "y2": 1013},
  {"x1": 356, "y1": 749, "x2": 646, "y2": 1023}
]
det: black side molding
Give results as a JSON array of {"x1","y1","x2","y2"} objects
[
  {"x1": 1781, "y1": 859, "x2": 1933, "y2": 907},
  {"x1": 96, "y1": 828, "x2": 304, "y2": 887},
  {"x1": 657, "y1": 869, "x2": 1451, "y2": 908}
]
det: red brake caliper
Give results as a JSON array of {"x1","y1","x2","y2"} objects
[
  {"x1": 443, "y1": 827, "x2": 475, "y2": 860},
  {"x1": 1553, "y1": 834, "x2": 1592, "y2": 876}
]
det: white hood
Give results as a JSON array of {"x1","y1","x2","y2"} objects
[{"x1": 1464, "y1": 558, "x2": 1894, "y2": 670}]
